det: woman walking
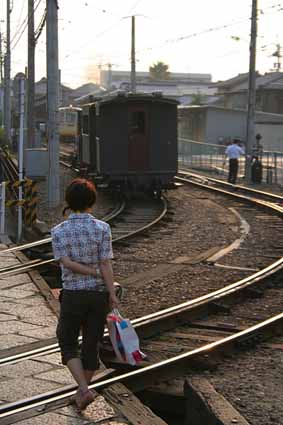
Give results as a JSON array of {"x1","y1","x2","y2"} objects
[{"x1": 51, "y1": 178, "x2": 119, "y2": 411}]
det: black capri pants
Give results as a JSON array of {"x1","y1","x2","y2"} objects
[{"x1": 56, "y1": 290, "x2": 109, "y2": 370}]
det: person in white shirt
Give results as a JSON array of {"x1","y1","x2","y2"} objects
[{"x1": 225, "y1": 139, "x2": 245, "y2": 184}]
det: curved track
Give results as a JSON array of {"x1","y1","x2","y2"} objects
[
  {"x1": 177, "y1": 168, "x2": 283, "y2": 210},
  {"x1": 1, "y1": 175, "x2": 283, "y2": 422},
  {"x1": 0, "y1": 197, "x2": 168, "y2": 277}
]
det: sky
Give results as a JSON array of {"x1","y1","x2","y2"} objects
[{"x1": 1, "y1": 0, "x2": 283, "y2": 88}]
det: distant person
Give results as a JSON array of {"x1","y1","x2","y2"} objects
[
  {"x1": 252, "y1": 133, "x2": 263, "y2": 160},
  {"x1": 51, "y1": 178, "x2": 119, "y2": 411},
  {"x1": 225, "y1": 138, "x2": 245, "y2": 184},
  {"x1": 251, "y1": 156, "x2": 263, "y2": 183}
]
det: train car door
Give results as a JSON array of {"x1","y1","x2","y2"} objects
[{"x1": 128, "y1": 107, "x2": 149, "y2": 171}]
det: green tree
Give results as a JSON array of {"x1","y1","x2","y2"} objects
[
  {"x1": 191, "y1": 92, "x2": 206, "y2": 105},
  {"x1": 149, "y1": 61, "x2": 170, "y2": 80}
]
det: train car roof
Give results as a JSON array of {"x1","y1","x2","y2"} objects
[
  {"x1": 81, "y1": 92, "x2": 179, "y2": 109},
  {"x1": 59, "y1": 106, "x2": 82, "y2": 111}
]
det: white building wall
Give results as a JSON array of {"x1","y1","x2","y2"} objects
[
  {"x1": 255, "y1": 124, "x2": 283, "y2": 151},
  {"x1": 205, "y1": 109, "x2": 247, "y2": 144}
]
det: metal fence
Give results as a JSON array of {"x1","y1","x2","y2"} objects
[{"x1": 178, "y1": 138, "x2": 283, "y2": 186}]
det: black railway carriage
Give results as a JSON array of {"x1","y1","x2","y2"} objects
[{"x1": 79, "y1": 92, "x2": 178, "y2": 194}]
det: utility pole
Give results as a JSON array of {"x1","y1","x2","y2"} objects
[
  {"x1": 272, "y1": 44, "x2": 282, "y2": 72},
  {"x1": 27, "y1": 0, "x2": 35, "y2": 148},
  {"x1": 0, "y1": 32, "x2": 3, "y2": 127},
  {"x1": 245, "y1": 0, "x2": 257, "y2": 183},
  {"x1": 46, "y1": 0, "x2": 60, "y2": 206},
  {"x1": 17, "y1": 77, "x2": 25, "y2": 241},
  {"x1": 107, "y1": 63, "x2": 112, "y2": 90},
  {"x1": 4, "y1": 0, "x2": 11, "y2": 145},
  {"x1": 0, "y1": 32, "x2": 3, "y2": 83},
  {"x1": 130, "y1": 15, "x2": 136, "y2": 92}
]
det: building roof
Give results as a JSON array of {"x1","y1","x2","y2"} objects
[
  {"x1": 100, "y1": 70, "x2": 212, "y2": 83},
  {"x1": 214, "y1": 72, "x2": 283, "y2": 93},
  {"x1": 212, "y1": 73, "x2": 250, "y2": 89},
  {"x1": 178, "y1": 104, "x2": 283, "y2": 123}
]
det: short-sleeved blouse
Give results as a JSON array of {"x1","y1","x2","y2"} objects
[{"x1": 51, "y1": 213, "x2": 113, "y2": 291}]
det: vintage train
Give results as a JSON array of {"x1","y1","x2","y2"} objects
[
  {"x1": 59, "y1": 106, "x2": 82, "y2": 143},
  {"x1": 75, "y1": 92, "x2": 178, "y2": 195}
]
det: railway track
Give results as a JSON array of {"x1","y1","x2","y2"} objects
[
  {"x1": 177, "y1": 168, "x2": 283, "y2": 211},
  {"x1": 0, "y1": 197, "x2": 168, "y2": 278},
  {"x1": 0, "y1": 148, "x2": 21, "y2": 202},
  {"x1": 1, "y1": 286, "x2": 283, "y2": 423},
  {"x1": 2, "y1": 239, "x2": 283, "y2": 366},
  {"x1": 1, "y1": 174, "x2": 283, "y2": 423},
  {"x1": 0, "y1": 148, "x2": 19, "y2": 182}
]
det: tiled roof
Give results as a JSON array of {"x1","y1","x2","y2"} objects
[
  {"x1": 218, "y1": 72, "x2": 283, "y2": 91},
  {"x1": 213, "y1": 73, "x2": 250, "y2": 88}
]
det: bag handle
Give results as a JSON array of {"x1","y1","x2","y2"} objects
[{"x1": 112, "y1": 308, "x2": 122, "y2": 318}]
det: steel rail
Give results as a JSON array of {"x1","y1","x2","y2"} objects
[
  {"x1": 112, "y1": 197, "x2": 168, "y2": 242},
  {"x1": 178, "y1": 168, "x2": 283, "y2": 204},
  {"x1": 0, "y1": 258, "x2": 42, "y2": 273},
  {"x1": 1, "y1": 312, "x2": 283, "y2": 424},
  {"x1": 0, "y1": 176, "x2": 283, "y2": 365},
  {"x1": 2, "y1": 248, "x2": 283, "y2": 367},
  {"x1": 0, "y1": 198, "x2": 166, "y2": 277},
  {"x1": 0, "y1": 201, "x2": 126, "y2": 255},
  {"x1": 176, "y1": 173, "x2": 283, "y2": 216},
  {"x1": 0, "y1": 151, "x2": 19, "y2": 200},
  {"x1": 1, "y1": 183, "x2": 283, "y2": 366},
  {"x1": 1, "y1": 174, "x2": 283, "y2": 420},
  {"x1": 0, "y1": 258, "x2": 54, "y2": 277},
  {"x1": 1, "y1": 153, "x2": 18, "y2": 180}
]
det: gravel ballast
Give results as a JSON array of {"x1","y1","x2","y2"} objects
[{"x1": 35, "y1": 171, "x2": 283, "y2": 425}]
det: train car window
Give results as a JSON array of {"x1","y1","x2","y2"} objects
[
  {"x1": 59, "y1": 111, "x2": 65, "y2": 122},
  {"x1": 66, "y1": 112, "x2": 75, "y2": 124},
  {"x1": 130, "y1": 111, "x2": 145, "y2": 135},
  {"x1": 82, "y1": 114, "x2": 89, "y2": 134}
]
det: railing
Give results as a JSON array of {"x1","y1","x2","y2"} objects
[{"x1": 178, "y1": 138, "x2": 283, "y2": 186}]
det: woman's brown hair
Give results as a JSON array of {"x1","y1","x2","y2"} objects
[{"x1": 63, "y1": 178, "x2": 96, "y2": 215}]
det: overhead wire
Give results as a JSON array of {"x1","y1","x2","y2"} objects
[
  {"x1": 61, "y1": 1, "x2": 283, "y2": 66},
  {"x1": 137, "y1": 2, "x2": 283, "y2": 54},
  {"x1": 35, "y1": 9, "x2": 47, "y2": 44},
  {"x1": 127, "y1": 0, "x2": 143, "y2": 15},
  {"x1": 8, "y1": 0, "x2": 283, "y2": 85},
  {"x1": 12, "y1": 0, "x2": 25, "y2": 38},
  {"x1": 11, "y1": 0, "x2": 44, "y2": 51}
]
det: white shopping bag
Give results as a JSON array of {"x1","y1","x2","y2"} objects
[{"x1": 107, "y1": 309, "x2": 146, "y2": 366}]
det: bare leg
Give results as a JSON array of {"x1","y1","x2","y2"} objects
[
  {"x1": 84, "y1": 369, "x2": 95, "y2": 384},
  {"x1": 67, "y1": 358, "x2": 88, "y2": 392},
  {"x1": 67, "y1": 358, "x2": 94, "y2": 411}
]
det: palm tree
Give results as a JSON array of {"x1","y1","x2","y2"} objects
[{"x1": 149, "y1": 61, "x2": 170, "y2": 80}]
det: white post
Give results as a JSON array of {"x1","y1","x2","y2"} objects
[
  {"x1": 0, "y1": 183, "x2": 5, "y2": 234},
  {"x1": 18, "y1": 78, "x2": 25, "y2": 241}
]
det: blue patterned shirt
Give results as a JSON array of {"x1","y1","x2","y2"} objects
[{"x1": 51, "y1": 213, "x2": 113, "y2": 291}]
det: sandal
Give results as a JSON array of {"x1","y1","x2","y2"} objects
[{"x1": 75, "y1": 388, "x2": 94, "y2": 411}]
